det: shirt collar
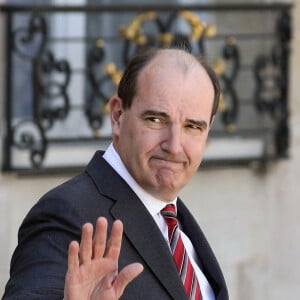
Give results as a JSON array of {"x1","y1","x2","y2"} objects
[{"x1": 103, "y1": 143, "x2": 177, "y2": 216}]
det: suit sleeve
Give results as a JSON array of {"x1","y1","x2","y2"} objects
[
  {"x1": 2, "y1": 174, "x2": 99, "y2": 300},
  {"x1": 2, "y1": 195, "x2": 81, "y2": 300}
]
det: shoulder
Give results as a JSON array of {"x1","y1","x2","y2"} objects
[
  {"x1": 30, "y1": 171, "x2": 95, "y2": 215},
  {"x1": 17, "y1": 168, "x2": 113, "y2": 243}
]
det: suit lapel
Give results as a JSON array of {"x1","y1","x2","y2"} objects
[{"x1": 86, "y1": 152, "x2": 188, "y2": 300}]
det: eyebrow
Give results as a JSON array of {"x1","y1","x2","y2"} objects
[
  {"x1": 140, "y1": 110, "x2": 169, "y2": 119},
  {"x1": 140, "y1": 110, "x2": 208, "y2": 129}
]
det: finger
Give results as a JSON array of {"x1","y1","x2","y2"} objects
[
  {"x1": 105, "y1": 220, "x2": 123, "y2": 260},
  {"x1": 114, "y1": 263, "x2": 144, "y2": 298},
  {"x1": 93, "y1": 217, "x2": 108, "y2": 259},
  {"x1": 79, "y1": 223, "x2": 93, "y2": 264},
  {"x1": 67, "y1": 240, "x2": 80, "y2": 273}
]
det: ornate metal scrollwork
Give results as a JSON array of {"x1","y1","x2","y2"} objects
[
  {"x1": 2, "y1": 4, "x2": 291, "y2": 173},
  {"x1": 119, "y1": 11, "x2": 162, "y2": 64},
  {"x1": 169, "y1": 11, "x2": 216, "y2": 55},
  {"x1": 216, "y1": 37, "x2": 240, "y2": 132},
  {"x1": 13, "y1": 13, "x2": 47, "y2": 60},
  {"x1": 10, "y1": 13, "x2": 48, "y2": 168},
  {"x1": 253, "y1": 53, "x2": 281, "y2": 116},
  {"x1": 252, "y1": 10, "x2": 291, "y2": 157},
  {"x1": 119, "y1": 11, "x2": 216, "y2": 63},
  {"x1": 11, "y1": 12, "x2": 71, "y2": 167},
  {"x1": 13, "y1": 119, "x2": 47, "y2": 168},
  {"x1": 36, "y1": 50, "x2": 71, "y2": 129},
  {"x1": 86, "y1": 40, "x2": 122, "y2": 130},
  {"x1": 253, "y1": 11, "x2": 290, "y2": 119}
]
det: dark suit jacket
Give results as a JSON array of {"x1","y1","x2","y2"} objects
[{"x1": 2, "y1": 151, "x2": 228, "y2": 300}]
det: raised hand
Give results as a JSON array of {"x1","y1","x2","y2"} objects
[{"x1": 64, "y1": 217, "x2": 143, "y2": 300}]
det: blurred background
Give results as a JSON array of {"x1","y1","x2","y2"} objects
[{"x1": 0, "y1": 0, "x2": 299, "y2": 299}]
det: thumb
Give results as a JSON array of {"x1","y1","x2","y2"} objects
[{"x1": 114, "y1": 263, "x2": 144, "y2": 298}]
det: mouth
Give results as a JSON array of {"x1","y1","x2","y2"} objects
[{"x1": 151, "y1": 157, "x2": 186, "y2": 168}]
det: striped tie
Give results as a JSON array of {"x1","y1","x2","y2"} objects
[{"x1": 161, "y1": 204, "x2": 202, "y2": 300}]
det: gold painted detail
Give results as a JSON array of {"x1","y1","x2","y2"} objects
[
  {"x1": 119, "y1": 10, "x2": 216, "y2": 48},
  {"x1": 178, "y1": 11, "x2": 216, "y2": 41},
  {"x1": 103, "y1": 63, "x2": 123, "y2": 86},
  {"x1": 119, "y1": 11, "x2": 158, "y2": 45}
]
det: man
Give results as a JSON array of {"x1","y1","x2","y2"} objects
[{"x1": 3, "y1": 48, "x2": 228, "y2": 300}]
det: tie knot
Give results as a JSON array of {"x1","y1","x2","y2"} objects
[
  {"x1": 161, "y1": 204, "x2": 178, "y2": 233},
  {"x1": 161, "y1": 204, "x2": 177, "y2": 218}
]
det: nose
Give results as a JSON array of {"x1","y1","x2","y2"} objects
[{"x1": 161, "y1": 125, "x2": 183, "y2": 155}]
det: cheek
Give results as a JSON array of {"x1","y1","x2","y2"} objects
[
  {"x1": 136, "y1": 128, "x2": 162, "y2": 149},
  {"x1": 185, "y1": 137, "x2": 207, "y2": 162}
]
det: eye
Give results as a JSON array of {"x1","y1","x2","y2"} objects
[
  {"x1": 148, "y1": 117, "x2": 161, "y2": 123},
  {"x1": 143, "y1": 116, "x2": 167, "y2": 129},
  {"x1": 188, "y1": 124, "x2": 199, "y2": 130},
  {"x1": 186, "y1": 123, "x2": 205, "y2": 133},
  {"x1": 187, "y1": 124, "x2": 203, "y2": 131}
]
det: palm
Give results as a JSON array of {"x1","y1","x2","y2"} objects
[{"x1": 64, "y1": 218, "x2": 143, "y2": 300}]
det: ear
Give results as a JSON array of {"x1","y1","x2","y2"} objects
[{"x1": 109, "y1": 96, "x2": 124, "y2": 137}]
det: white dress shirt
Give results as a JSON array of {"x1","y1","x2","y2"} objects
[{"x1": 103, "y1": 144, "x2": 215, "y2": 300}]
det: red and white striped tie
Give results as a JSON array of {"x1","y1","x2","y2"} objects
[{"x1": 161, "y1": 204, "x2": 202, "y2": 300}]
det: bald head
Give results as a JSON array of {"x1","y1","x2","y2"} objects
[{"x1": 142, "y1": 48, "x2": 202, "y2": 76}]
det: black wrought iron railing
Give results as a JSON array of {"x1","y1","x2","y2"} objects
[{"x1": 0, "y1": 3, "x2": 292, "y2": 174}]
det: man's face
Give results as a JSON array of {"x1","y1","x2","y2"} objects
[{"x1": 110, "y1": 55, "x2": 214, "y2": 202}]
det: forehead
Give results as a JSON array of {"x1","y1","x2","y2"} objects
[{"x1": 133, "y1": 54, "x2": 214, "y2": 120}]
